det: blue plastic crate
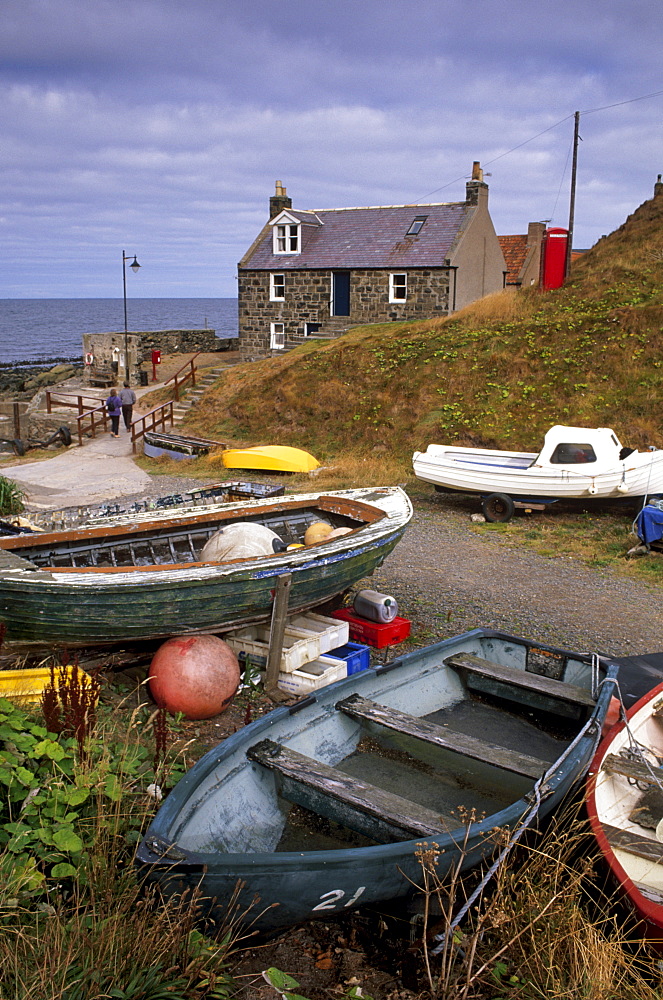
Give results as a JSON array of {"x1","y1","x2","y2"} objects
[{"x1": 326, "y1": 641, "x2": 370, "y2": 675}]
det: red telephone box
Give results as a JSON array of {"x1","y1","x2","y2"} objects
[
  {"x1": 541, "y1": 228, "x2": 569, "y2": 290},
  {"x1": 151, "y1": 349, "x2": 161, "y2": 381}
]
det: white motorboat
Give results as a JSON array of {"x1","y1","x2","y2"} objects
[{"x1": 413, "y1": 425, "x2": 663, "y2": 521}]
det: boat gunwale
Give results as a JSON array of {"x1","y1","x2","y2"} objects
[
  {"x1": 0, "y1": 490, "x2": 411, "y2": 581},
  {"x1": 587, "y1": 679, "x2": 663, "y2": 934},
  {"x1": 0, "y1": 493, "x2": 387, "y2": 552}
]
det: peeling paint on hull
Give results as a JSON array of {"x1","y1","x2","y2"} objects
[{"x1": 0, "y1": 487, "x2": 412, "y2": 648}]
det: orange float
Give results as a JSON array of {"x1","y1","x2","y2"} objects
[{"x1": 148, "y1": 634, "x2": 240, "y2": 720}]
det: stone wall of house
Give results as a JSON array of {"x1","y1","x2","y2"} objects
[{"x1": 238, "y1": 268, "x2": 450, "y2": 358}]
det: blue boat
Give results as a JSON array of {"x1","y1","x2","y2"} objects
[{"x1": 136, "y1": 629, "x2": 617, "y2": 934}]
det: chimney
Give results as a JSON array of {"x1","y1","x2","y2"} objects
[
  {"x1": 655, "y1": 174, "x2": 663, "y2": 198},
  {"x1": 527, "y1": 221, "x2": 546, "y2": 244},
  {"x1": 270, "y1": 180, "x2": 292, "y2": 218},
  {"x1": 465, "y1": 161, "x2": 488, "y2": 207}
]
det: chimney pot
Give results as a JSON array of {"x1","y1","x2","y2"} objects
[{"x1": 269, "y1": 180, "x2": 292, "y2": 219}]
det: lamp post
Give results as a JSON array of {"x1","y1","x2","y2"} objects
[{"x1": 122, "y1": 251, "x2": 141, "y2": 382}]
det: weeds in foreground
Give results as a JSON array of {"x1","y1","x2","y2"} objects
[
  {"x1": 415, "y1": 801, "x2": 663, "y2": 999},
  {"x1": 0, "y1": 688, "x2": 241, "y2": 998},
  {"x1": 0, "y1": 852, "x2": 240, "y2": 999}
]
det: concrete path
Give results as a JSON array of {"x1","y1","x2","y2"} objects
[
  {"x1": 1, "y1": 426, "x2": 152, "y2": 509},
  {"x1": 0, "y1": 353, "x2": 238, "y2": 510}
]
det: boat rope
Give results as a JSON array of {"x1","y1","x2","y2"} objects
[
  {"x1": 430, "y1": 713, "x2": 601, "y2": 956},
  {"x1": 608, "y1": 679, "x2": 663, "y2": 790},
  {"x1": 591, "y1": 653, "x2": 600, "y2": 700}
]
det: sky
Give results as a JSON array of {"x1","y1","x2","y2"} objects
[{"x1": 1, "y1": 0, "x2": 661, "y2": 299}]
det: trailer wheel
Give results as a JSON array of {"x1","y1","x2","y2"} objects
[
  {"x1": 58, "y1": 425, "x2": 72, "y2": 446},
  {"x1": 12, "y1": 439, "x2": 26, "y2": 457},
  {"x1": 482, "y1": 493, "x2": 515, "y2": 523}
]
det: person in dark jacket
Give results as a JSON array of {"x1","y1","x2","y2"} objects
[
  {"x1": 119, "y1": 382, "x2": 137, "y2": 430},
  {"x1": 106, "y1": 389, "x2": 122, "y2": 438}
]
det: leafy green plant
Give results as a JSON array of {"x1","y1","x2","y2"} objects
[
  {"x1": 0, "y1": 695, "x2": 187, "y2": 899},
  {"x1": 0, "y1": 474, "x2": 24, "y2": 515},
  {"x1": 262, "y1": 967, "x2": 373, "y2": 1000}
]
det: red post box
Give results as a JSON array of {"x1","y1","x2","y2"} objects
[{"x1": 151, "y1": 349, "x2": 161, "y2": 381}]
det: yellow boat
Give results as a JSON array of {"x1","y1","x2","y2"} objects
[
  {"x1": 0, "y1": 665, "x2": 95, "y2": 705},
  {"x1": 220, "y1": 445, "x2": 319, "y2": 473}
]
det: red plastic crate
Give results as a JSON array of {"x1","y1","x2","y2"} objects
[{"x1": 331, "y1": 608, "x2": 411, "y2": 648}]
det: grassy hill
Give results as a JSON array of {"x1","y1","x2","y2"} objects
[{"x1": 182, "y1": 190, "x2": 663, "y2": 475}]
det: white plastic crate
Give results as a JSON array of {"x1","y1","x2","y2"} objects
[
  {"x1": 277, "y1": 656, "x2": 347, "y2": 694},
  {"x1": 286, "y1": 613, "x2": 349, "y2": 653},
  {"x1": 224, "y1": 624, "x2": 320, "y2": 673},
  {"x1": 225, "y1": 613, "x2": 349, "y2": 673}
]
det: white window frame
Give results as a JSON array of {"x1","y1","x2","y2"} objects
[
  {"x1": 273, "y1": 222, "x2": 300, "y2": 254},
  {"x1": 270, "y1": 273, "x2": 285, "y2": 301},
  {"x1": 270, "y1": 322, "x2": 285, "y2": 350},
  {"x1": 389, "y1": 272, "x2": 407, "y2": 303}
]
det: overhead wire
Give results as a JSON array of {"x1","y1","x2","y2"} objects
[{"x1": 414, "y1": 87, "x2": 663, "y2": 205}]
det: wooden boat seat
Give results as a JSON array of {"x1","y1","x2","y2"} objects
[
  {"x1": 247, "y1": 738, "x2": 456, "y2": 843},
  {"x1": 336, "y1": 694, "x2": 548, "y2": 780},
  {"x1": 0, "y1": 548, "x2": 38, "y2": 571},
  {"x1": 601, "y1": 753, "x2": 663, "y2": 786},
  {"x1": 444, "y1": 652, "x2": 595, "y2": 709},
  {"x1": 602, "y1": 823, "x2": 663, "y2": 863}
]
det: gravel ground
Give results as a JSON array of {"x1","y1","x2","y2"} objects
[{"x1": 368, "y1": 489, "x2": 663, "y2": 660}]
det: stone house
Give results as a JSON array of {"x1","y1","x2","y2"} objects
[
  {"x1": 498, "y1": 222, "x2": 546, "y2": 289},
  {"x1": 238, "y1": 164, "x2": 507, "y2": 359}
]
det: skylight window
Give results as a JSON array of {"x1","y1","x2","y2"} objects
[{"x1": 406, "y1": 215, "x2": 427, "y2": 236}]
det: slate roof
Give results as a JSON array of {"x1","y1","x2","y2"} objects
[
  {"x1": 498, "y1": 235, "x2": 529, "y2": 284},
  {"x1": 241, "y1": 203, "x2": 470, "y2": 270}
]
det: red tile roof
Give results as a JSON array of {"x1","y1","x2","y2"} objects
[
  {"x1": 241, "y1": 203, "x2": 471, "y2": 270},
  {"x1": 498, "y1": 235, "x2": 529, "y2": 284}
]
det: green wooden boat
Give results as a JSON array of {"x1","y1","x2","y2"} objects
[{"x1": 0, "y1": 487, "x2": 411, "y2": 648}]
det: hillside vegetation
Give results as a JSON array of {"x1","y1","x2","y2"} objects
[{"x1": 183, "y1": 191, "x2": 663, "y2": 472}]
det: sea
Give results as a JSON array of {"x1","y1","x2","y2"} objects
[{"x1": 0, "y1": 298, "x2": 238, "y2": 367}]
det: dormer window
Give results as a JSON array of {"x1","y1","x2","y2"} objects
[
  {"x1": 273, "y1": 222, "x2": 300, "y2": 254},
  {"x1": 406, "y1": 215, "x2": 427, "y2": 236}
]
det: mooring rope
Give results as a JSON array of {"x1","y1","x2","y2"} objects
[{"x1": 429, "y1": 700, "x2": 611, "y2": 957}]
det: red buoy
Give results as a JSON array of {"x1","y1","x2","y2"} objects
[{"x1": 148, "y1": 634, "x2": 240, "y2": 720}]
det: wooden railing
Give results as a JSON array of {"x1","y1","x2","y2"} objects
[
  {"x1": 75, "y1": 403, "x2": 108, "y2": 446},
  {"x1": 45, "y1": 390, "x2": 109, "y2": 446},
  {"x1": 131, "y1": 401, "x2": 175, "y2": 454},
  {"x1": 45, "y1": 390, "x2": 106, "y2": 416},
  {"x1": 165, "y1": 352, "x2": 200, "y2": 400}
]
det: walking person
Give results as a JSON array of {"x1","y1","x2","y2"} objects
[
  {"x1": 106, "y1": 388, "x2": 122, "y2": 438},
  {"x1": 119, "y1": 381, "x2": 137, "y2": 431}
]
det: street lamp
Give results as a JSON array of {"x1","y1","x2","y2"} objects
[{"x1": 122, "y1": 251, "x2": 141, "y2": 382}]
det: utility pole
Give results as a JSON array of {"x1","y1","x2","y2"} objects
[{"x1": 565, "y1": 111, "x2": 580, "y2": 279}]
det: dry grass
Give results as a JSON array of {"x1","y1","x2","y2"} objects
[
  {"x1": 452, "y1": 288, "x2": 539, "y2": 326},
  {"x1": 416, "y1": 801, "x2": 663, "y2": 999}
]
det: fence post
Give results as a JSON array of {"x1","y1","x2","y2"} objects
[{"x1": 46, "y1": 391, "x2": 52, "y2": 414}]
